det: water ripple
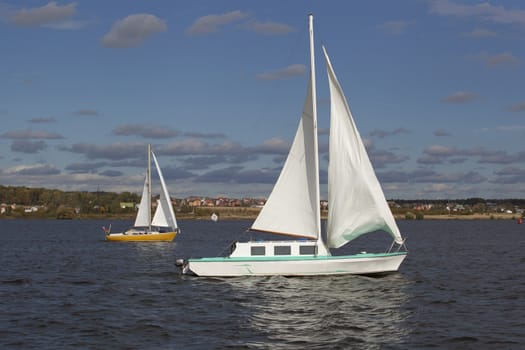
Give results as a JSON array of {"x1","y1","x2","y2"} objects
[{"x1": 0, "y1": 219, "x2": 524, "y2": 349}]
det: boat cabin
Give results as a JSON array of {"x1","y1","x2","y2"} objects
[{"x1": 230, "y1": 240, "x2": 327, "y2": 258}]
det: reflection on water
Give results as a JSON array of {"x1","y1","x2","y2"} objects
[{"x1": 213, "y1": 273, "x2": 412, "y2": 349}]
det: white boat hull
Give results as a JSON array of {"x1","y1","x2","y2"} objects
[{"x1": 185, "y1": 252, "x2": 407, "y2": 277}]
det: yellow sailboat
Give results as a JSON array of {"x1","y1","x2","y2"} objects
[{"x1": 105, "y1": 144, "x2": 179, "y2": 242}]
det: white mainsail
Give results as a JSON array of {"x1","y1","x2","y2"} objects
[
  {"x1": 250, "y1": 78, "x2": 320, "y2": 239},
  {"x1": 134, "y1": 176, "x2": 150, "y2": 227},
  {"x1": 323, "y1": 46, "x2": 403, "y2": 247}
]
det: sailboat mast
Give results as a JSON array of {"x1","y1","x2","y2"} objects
[
  {"x1": 147, "y1": 143, "x2": 152, "y2": 231},
  {"x1": 308, "y1": 14, "x2": 322, "y2": 245}
]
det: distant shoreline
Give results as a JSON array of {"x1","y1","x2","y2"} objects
[
  {"x1": 394, "y1": 213, "x2": 520, "y2": 220},
  {"x1": 182, "y1": 213, "x2": 522, "y2": 221},
  {"x1": 1, "y1": 212, "x2": 521, "y2": 221}
]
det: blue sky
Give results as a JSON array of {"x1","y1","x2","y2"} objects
[{"x1": 1, "y1": 0, "x2": 524, "y2": 200}]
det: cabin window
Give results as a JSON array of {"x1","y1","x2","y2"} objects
[
  {"x1": 274, "y1": 246, "x2": 291, "y2": 255},
  {"x1": 299, "y1": 245, "x2": 316, "y2": 255},
  {"x1": 251, "y1": 246, "x2": 265, "y2": 256}
]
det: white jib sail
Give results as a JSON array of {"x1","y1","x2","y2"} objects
[
  {"x1": 151, "y1": 151, "x2": 178, "y2": 230},
  {"x1": 134, "y1": 176, "x2": 151, "y2": 227},
  {"x1": 323, "y1": 46, "x2": 403, "y2": 247},
  {"x1": 250, "y1": 77, "x2": 320, "y2": 239},
  {"x1": 151, "y1": 199, "x2": 168, "y2": 227}
]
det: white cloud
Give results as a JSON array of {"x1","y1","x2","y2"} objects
[
  {"x1": 4, "y1": 163, "x2": 60, "y2": 176},
  {"x1": 441, "y1": 91, "x2": 478, "y2": 103},
  {"x1": 11, "y1": 140, "x2": 47, "y2": 153},
  {"x1": 256, "y1": 64, "x2": 306, "y2": 81},
  {"x1": 422, "y1": 144, "x2": 525, "y2": 165},
  {"x1": 159, "y1": 139, "x2": 245, "y2": 156},
  {"x1": 255, "y1": 137, "x2": 290, "y2": 154},
  {"x1": 112, "y1": 124, "x2": 180, "y2": 139},
  {"x1": 427, "y1": 183, "x2": 455, "y2": 192},
  {"x1": 486, "y1": 52, "x2": 520, "y2": 66},
  {"x1": 429, "y1": 0, "x2": 525, "y2": 26},
  {"x1": 186, "y1": 10, "x2": 248, "y2": 36},
  {"x1": 508, "y1": 102, "x2": 525, "y2": 112},
  {"x1": 101, "y1": 14, "x2": 167, "y2": 48},
  {"x1": 467, "y1": 51, "x2": 520, "y2": 67},
  {"x1": 10, "y1": 1, "x2": 80, "y2": 29},
  {"x1": 495, "y1": 125, "x2": 525, "y2": 132},
  {"x1": 28, "y1": 117, "x2": 56, "y2": 124},
  {"x1": 369, "y1": 149, "x2": 409, "y2": 168},
  {"x1": 378, "y1": 168, "x2": 486, "y2": 184},
  {"x1": 433, "y1": 129, "x2": 451, "y2": 137},
  {"x1": 62, "y1": 142, "x2": 147, "y2": 160},
  {"x1": 424, "y1": 144, "x2": 457, "y2": 157},
  {"x1": 492, "y1": 166, "x2": 525, "y2": 184},
  {"x1": 369, "y1": 128, "x2": 410, "y2": 138},
  {"x1": 377, "y1": 20, "x2": 412, "y2": 35},
  {"x1": 43, "y1": 19, "x2": 86, "y2": 30},
  {"x1": 0, "y1": 169, "x2": 149, "y2": 192},
  {"x1": 1, "y1": 129, "x2": 64, "y2": 140},
  {"x1": 461, "y1": 28, "x2": 497, "y2": 38}
]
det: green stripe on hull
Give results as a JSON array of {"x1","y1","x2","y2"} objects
[{"x1": 188, "y1": 251, "x2": 407, "y2": 263}]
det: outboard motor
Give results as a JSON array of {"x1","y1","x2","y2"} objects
[{"x1": 175, "y1": 258, "x2": 188, "y2": 274}]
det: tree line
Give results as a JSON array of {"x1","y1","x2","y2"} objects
[{"x1": 0, "y1": 185, "x2": 140, "y2": 218}]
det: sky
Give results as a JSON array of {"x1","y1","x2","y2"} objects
[{"x1": 1, "y1": 0, "x2": 524, "y2": 200}]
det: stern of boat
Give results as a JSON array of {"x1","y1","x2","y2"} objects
[{"x1": 175, "y1": 258, "x2": 192, "y2": 275}]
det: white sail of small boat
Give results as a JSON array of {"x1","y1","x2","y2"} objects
[
  {"x1": 134, "y1": 176, "x2": 151, "y2": 227},
  {"x1": 177, "y1": 14, "x2": 406, "y2": 276},
  {"x1": 210, "y1": 213, "x2": 219, "y2": 222},
  {"x1": 106, "y1": 144, "x2": 179, "y2": 242}
]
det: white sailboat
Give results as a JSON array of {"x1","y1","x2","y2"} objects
[
  {"x1": 177, "y1": 14, "x2": 406, "y2": 276},
  {"x1": 105, "y1": 144, "x2": 179, "y2": 242}
]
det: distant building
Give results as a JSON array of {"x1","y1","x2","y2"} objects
[
  {"x1": 187, "y1": 198, "x2": 201, "y2": 207},
  {"x1": 120, "y1": 202, "x2": 135, "y2": 209},
  {"x1": 24, "y1": 206, "x2": 39, "y2": 213}
]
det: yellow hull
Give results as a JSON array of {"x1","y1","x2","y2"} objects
[{"x1": 105, "y1": 231, "x2": 177, "y2": 242}]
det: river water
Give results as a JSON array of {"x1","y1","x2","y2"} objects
[{"x1": 0, "y1": 219, "x2": 524, "y2": 349}]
